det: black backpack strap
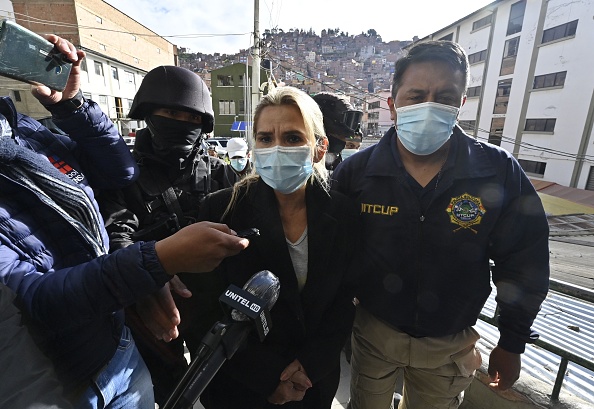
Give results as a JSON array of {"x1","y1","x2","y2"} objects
[{"x1": 144, "y1": 166, "x2": 186, "y2": 227}]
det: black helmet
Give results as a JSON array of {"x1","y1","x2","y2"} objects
[
  {"x1": 313, "y1": 92, "x2": 362, "y2": 139},
  {"x1": 128, "y1": 66, "x2": 214, "y2": 133}
]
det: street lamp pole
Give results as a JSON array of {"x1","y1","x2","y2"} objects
[{"x1": 250, "y1": 0, "x2": 261, "y2": 141}]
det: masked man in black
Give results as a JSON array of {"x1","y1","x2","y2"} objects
[
  {"x1": 312, "y1": 92, "x2": 363, "y2": 174},
  {"x1": 98, "y1": 65, "x2": 229, "y2": 405}
]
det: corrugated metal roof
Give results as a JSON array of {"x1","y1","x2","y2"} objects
[
  {"x1": 548, "y1": 214, "x2": 594, "y2": 236},
  {"x1": 531, "y1": 179, "x2": 594, "y2": 209},
  {"x1": 478, "y1": 288, "x2": 594, "y2": 404}
]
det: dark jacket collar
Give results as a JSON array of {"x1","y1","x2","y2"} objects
[{"x1": 365, "y1": 125, "x2": 497, "y2": 181}]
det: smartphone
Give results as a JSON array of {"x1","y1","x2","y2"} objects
[
  {"x1": 236, "y1": 228, "x2": 260, "y2": 239},
  {"x1": 0, "y1": 19, "x2": 72, "y2": 91}
]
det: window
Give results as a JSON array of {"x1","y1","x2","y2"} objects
[
  {"x1": 494, "y1": 79, "x2": 512, "y2": 114},
  {"x1": 238, "y1": 75, "x2": 244, "y2": 86},
  {"x1": 468, "y1": 50, "x2": 488, "y2": 64},
  {"x1": 219, "y1": 100, "x2": 236, "y2": 115},
  {"x1": 458, "y1": 120, "x2": 476, "y2": 133},
  {"x1": 217, "y1": 75, "x2": 233, "y2": 86},
  {"x1": 467, "y1": 86, "x2": 481, "y2": 98},
  {"x1": 111, "y1": 67, "x2": 119, "y2": 80},
  {"x1": 533, "y1": 71, "x2": 567, "y2": 89},
  {"x1": 80, "y1": 59, "x2": 87, "y2": 72},
  {"x1": 133, "y1": 57, "x2": 139, "y2": 64},
  {"x1": 125, "y1": 71, "x2": 135, "y2": 84},
  {"x1": 99, "y1": 44, "x2": 106, "y2": 51},
  {"x1": 500, "y1": 37, "x2": 520, "y2": 75},
  {"x1": 131, "y1": 35, "x2": 137, "y2": 41},
  {"x1": 439, "y1": 33, "x2": 453, "y2": 41},
  {"x1": 524, "y1": 118, "x2": 556, "y2": 132},
  {"x1": 95, "y1": 16, "x2": 102, "y2": 24},
  {"x1": 99, "y1": 95, "x2": 108, "y2": 106},
  {"x1": 542, "y1": 20, "x2": 578, "y2": 44},
  {"x1": 507, "y1": 1, "x2": 526, "y2": 36},
  {"x1": 586, "y1": 167, "x2": 594, "y2": 191},
  {"x1": 94, "y1": 61, "x2": 104, "y2": 77},
  {"x1": 518, "y1": 159, "x2": 546, "y2": 176},
  {"x1": 503, "y1": 36, "x2": 520, "y2": 58},
  {"x1": 489, "y1": 117, "x2": 506, "y2": 146},
  {"x1": 369, "y1": 101, "x2": 381, "y2": 109},
  {"x1": 13, "y1": 90, "x2": 21, "y2": 102},
  {"x1": 83, "y1": 92, "x2": 92, "y2": 100},
  {"x1": 156, "y1": 48, "x2": 161, "y2": 54},
  {"x1": 473, "y1": 15, "x2": 492, "y2": 31}
]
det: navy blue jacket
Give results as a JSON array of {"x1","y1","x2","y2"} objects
[
  {"x1": 0, "y1": 96, "x2": 171, "y2": 391},
  {"x1": 333, "y1": 126, "x2": 550, "y2": 354}
]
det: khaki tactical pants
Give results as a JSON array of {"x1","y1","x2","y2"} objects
[{"x1": 349, "y1": 307, "x2": 482, "y2": 409}]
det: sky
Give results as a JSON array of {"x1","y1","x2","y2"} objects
[{"x1": 103, "y1": 0, "x2": 495, "y2": 55}]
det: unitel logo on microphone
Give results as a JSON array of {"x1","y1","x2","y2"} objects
[{"x1": 219, "y1": 284, "x2": 272, "y2": 340}]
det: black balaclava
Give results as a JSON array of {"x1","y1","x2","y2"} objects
[{"x1": 146, "y1": 114, "x2": 203, "y2": 168}]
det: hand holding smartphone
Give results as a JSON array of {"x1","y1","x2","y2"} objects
[
  {"x1": 236, "y1": 228, "x2": 260, "y2": 239},
  {"x1": 0, "y1": 19, "x2": 73, "y2": 91}
]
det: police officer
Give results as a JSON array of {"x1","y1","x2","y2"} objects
[
  {"x1": 312, "y1": 92, "x2": 363, "y2": 172},
  {"x1": 98, "y1": 65, "x2": 229, "y2": 405}
]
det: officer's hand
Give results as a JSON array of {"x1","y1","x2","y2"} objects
[
  {"x1": 31, "y1": 34, "x2": 85, "y2": 105},
  {"x1": 136, "y1": 276, "x2": 192, "y2": 341},
  {"x1": 488, "y1": 346, "x2": 521, "y2": 391},
  {"x1": 155, "y1": 221, "x2": 249, "y2": 274}
]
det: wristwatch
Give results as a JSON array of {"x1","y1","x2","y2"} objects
[{"x1": 44, "y1": 89, "x2": 85, "y2": 118}]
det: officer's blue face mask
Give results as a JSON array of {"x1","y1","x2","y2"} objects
[
  {"x1": 341, "y1": 148, "x2": 359, "y2": 160},
  {"x1": 254, "y1": 145, "x2": 313, "y2": 194},
  {"x1": 230, "y1": 157, "x2": 248, "y2": 172},
  {"x1": 396, "y1": 102, "x2": 459, "y2": 156}
]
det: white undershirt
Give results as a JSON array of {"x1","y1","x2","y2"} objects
[{"x1": 286, "y1": 227, "x2": 309, "y2": 292}]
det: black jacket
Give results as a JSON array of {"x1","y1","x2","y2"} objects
[{"x1": 192, "y1": 179, "x2": 360, "y2": 409}]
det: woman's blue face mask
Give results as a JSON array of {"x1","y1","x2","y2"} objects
[{"x1": 254, "y1": 145, "x2": 313, "y2": 194}]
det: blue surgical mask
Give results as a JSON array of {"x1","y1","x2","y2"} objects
[
  {"x1": 254, "y1": 145, "x2": 313, "y2": 194},
  {"x1": 341, "y1": 148, "x2": 358, "y2": 160},
  {"x1": 396, "y1": 102, "x2": 459, "y2": 155},
  {"x1": 230, "y1": 157, "x2": 248, "y2": 172}
]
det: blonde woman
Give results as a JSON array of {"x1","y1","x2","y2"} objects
[{"x1": 188, "y1": 86, "x2": 360, "y2": 408}]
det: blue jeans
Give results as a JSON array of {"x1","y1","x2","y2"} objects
[{"x1": 75, "y1": 326, "x2": 155, "y2": 409}]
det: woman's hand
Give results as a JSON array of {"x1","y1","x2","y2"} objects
[{"x1": 268, "y1": 359, "x2": 312, "y2": 404}]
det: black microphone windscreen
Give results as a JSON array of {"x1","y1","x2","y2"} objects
[{"x1": 231, "y1": 270, "x2": 280, "y2": 321}]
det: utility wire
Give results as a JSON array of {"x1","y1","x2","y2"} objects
[{"x1": 6, "y1": 11, "x2": 251, "y2": 40}]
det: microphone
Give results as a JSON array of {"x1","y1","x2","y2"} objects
[{"x1": 162, "y1": 270, "x2": 280, "y2": 409}]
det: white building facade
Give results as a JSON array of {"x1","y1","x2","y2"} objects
[{"x1": 415, "y1": 0, "x2": 594, "y2": 189}]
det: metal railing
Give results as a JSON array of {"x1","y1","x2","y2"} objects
[{"x1": 479, "y1": 278, "x2": 594, "y2": 402}]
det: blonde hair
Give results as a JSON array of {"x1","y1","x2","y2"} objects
[{"x1": 222, "y1": 86, "x2": 328, "y2": 219}]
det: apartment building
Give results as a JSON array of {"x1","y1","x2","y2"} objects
[
  {"x1": 210, "y1": 63, "x2": 267, "y2": 138},
  {"x1": 366, "y1": 90, "x2": 392, "y2": 138},
  {"x1": 413, "y1": 0, "x2": 594, "y2": 189},
  {"x1": 5, "y1": 0, "x2": 176, "y2": 134}
]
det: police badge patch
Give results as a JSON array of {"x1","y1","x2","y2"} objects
[{"x1": 446, "y1": 193, "x2": 486, "y2": 233}]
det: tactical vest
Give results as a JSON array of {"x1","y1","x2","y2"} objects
[{"x1": 123, "y1": 154, "x2": 216, "y2": 242}]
